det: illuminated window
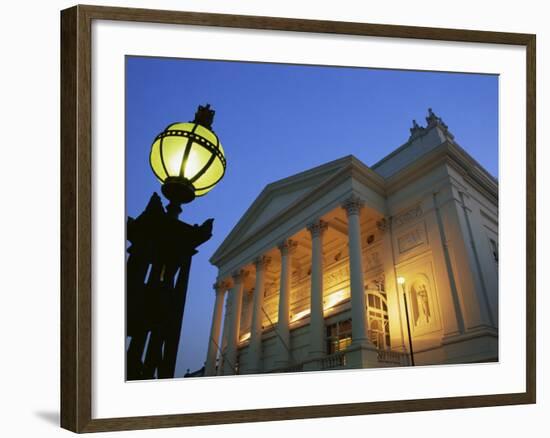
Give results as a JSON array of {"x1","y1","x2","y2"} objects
[
  {"x1": 367, "y1": 290, "x2": 391, "y2": 349},
  {"x1": 326, "y1": 319, "x2": 352, "y2": 354}
]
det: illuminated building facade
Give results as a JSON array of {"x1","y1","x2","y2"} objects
[{"x1": 205, "y1": 110, "x2": 499, "y2": 376}]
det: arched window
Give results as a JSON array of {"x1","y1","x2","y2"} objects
[{"x1": 366, "y1": 289, "x2": 391, "y2": 350}]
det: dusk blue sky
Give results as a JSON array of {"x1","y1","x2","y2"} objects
[{"x1": 126, "y1": 56, "x2": 498, "y2": 377}]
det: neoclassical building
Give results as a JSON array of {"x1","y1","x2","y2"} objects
[{"x1": 204, "y1": 109, "x2": 498, "y2": 376}]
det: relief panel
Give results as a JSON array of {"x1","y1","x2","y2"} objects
[
  {"x1": 394, "y1": 220, "x2": 429, "y2": 263},
  {"x1": 393, "y1": 204, "x2": 423, "y2": 228},
  {"x1": 324, "y1": 263, "x2": 349, "y2": 291},
  {"x1": 398, "y1": 226, "x2": 426, "y2": 253}
]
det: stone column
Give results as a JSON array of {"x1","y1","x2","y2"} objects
[
  {"x1": 223, "y1": 269, "x2": 246, "y2": 375},
  {"x1": 205, "y1": 281, "x2": 228, "y2": 376},
  {"x1": 275, "y1": 239, "x2": 297, "y2": 368},
  {"x1": 248, "y1": 256, "x2": 271, "y2": 373},
  {"x1": 342, "y1": 195, "x2": 369, "y2": 346},
  {"x1": 244, "y1": 289, "x2": 254, "y2": 338},
  {"x1": 217, "y1": 296, "x2": 231, "y2": 376},
  {"x1": 306, "y1": 220, "x2": 328, "y2": 362}
]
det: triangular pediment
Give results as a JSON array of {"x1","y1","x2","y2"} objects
[
  {"x1": 210, "y1": 155, "x2": 356, "y2": 264},
  {"x1": 241, "y1": 185, "x2": 312, "y2": 239}
]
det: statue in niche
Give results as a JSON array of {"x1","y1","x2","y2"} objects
[{"x1": 411, "y1": 281, "x2": 431, "y2": 326}]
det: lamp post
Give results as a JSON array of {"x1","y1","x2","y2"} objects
[
  {"x1": 397, "y1": 276, "x2": 415, "y2": 366},
  {"x1": 126, "y1": 104, "x2": 226, "y2": 380}
]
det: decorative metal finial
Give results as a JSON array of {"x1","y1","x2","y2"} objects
[{"x1": 193, "y1": 104, "x2": 215, "y2": 129}]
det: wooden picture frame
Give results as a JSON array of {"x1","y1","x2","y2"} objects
[{"x1": 60, "y1": 4, "x2": 536, "y2": 433}]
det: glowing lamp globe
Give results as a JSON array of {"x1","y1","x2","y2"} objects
[{"x1": 150, "y1": 104, "x2": 226, "y2": 210}]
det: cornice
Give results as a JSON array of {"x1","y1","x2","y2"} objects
[
  {"x1": 211, "y1": 142, "x2": 497, "y2": 271},
  {"x1": 385, "y1": 141, "x2": 498, "y2": 205},
  {"x1": 446, "y1": 145, "x2": 498, "y2": 203},
  {"x1": 210, "y1": 158, "x2": 385, "y2": 269},
  {"x1": 210, "y1": 155, "x2": 355, "y2": 262}
]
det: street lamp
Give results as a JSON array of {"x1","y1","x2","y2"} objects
[
  {"x1": 126, "y1": 104, "x2": 226, "y2": 380},
  {"x1": 149, "y1": 104, "x2": 226, "y2": 217},
  {"x1": 397, "y1": 276, "x2": 415, "y2": 366}
]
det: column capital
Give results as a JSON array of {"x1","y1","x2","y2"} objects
[
  {"x1": 213, "y1": 280, "x2": 231, "y2": 293},
  {"x1": 254, "y1": 255, "x2": 272, "y2": 269},
  {"x1": 342, "y1": 194, "x2": 364, "y2": 216},
  {"x1": 231, "y1": 269, "x2": 248, "y2": 282},
  {"x1": 307, "y1": 220, "x2": 328, "y2": 238},
  {"x1": 278, "y1": 239, "x2": 298, "y2": 256},
  {"x1": 376, "y1": 217, "x2": 391, "y2": 233}
]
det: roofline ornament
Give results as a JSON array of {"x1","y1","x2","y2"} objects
[{"x1": 408, "y1": 108, "x2": 455, "y2": 142}]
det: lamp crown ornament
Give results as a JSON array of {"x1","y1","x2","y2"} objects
[{"x1": 192, "y1": 103, "x2": 216, "y2": 129}]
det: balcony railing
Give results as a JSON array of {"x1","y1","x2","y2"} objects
[
  {"x1": 377, "y1": 349, "x2": 410, "y2": 366},
  {"x1": 267, "y1": 348, "x2": 410, "y2": 373},
  {"x1": 269, "y1": 351, "x2": 346, "y2": 373},
  {"x1": 320, "y1": 350, "x2": 347, "y2": 370},
  {"x1": 280, "y1": 363, "x2": 304, "y2": 373}
]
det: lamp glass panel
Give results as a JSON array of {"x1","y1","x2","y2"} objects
[
  {"x1": 150, "y1": 121, "x2": 225, "y2": 195},
  {"x1": 193, "y1": 156, "x2": 224, "y2": 192},
  {"x1": 161, "y1": 135, "x2": 188, "y2": 177},
  {"x1": 183, "y1": 142, "x2": 212, "y2": 181},
  {"x1": 194, "y1": 187, "x2": 210, "y2": 197},
  {"x1": 218, "y1": 141, "x2": 225, "y2": 156},
  {"x1": 195, "y1": 125, "x2": 218, "y2": 146},
  {"x1": 167, "y1": 122, "x2": 195, "y2": 133},
  {"x1": 150, "y1": 138, "x2": 167, "y2": 182}
]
